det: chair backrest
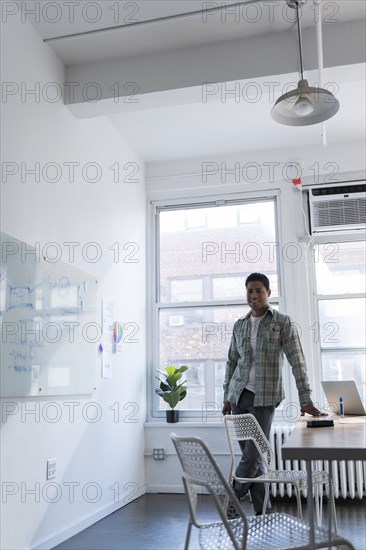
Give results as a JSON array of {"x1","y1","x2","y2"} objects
[
  {"x1": 171, "y1": 432, "x2": 229, "y2": 501},
  {"x1": 171, "y1": 432, "x2": 249, "y2": 547},
  {"x1": 224, "y1": 413, "x2": 274, "y2": 469}
]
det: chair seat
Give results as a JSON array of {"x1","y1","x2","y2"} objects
[{"x1": 199, "y1": 512, "x2": 347, "y2": 550}]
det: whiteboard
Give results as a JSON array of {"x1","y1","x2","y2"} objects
[{"x1": 0, "y1": 232, "x2": 99, "y2": 397}]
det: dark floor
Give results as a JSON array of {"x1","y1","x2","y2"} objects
[{"x1": 54, "y1": 494, "x2": 366, "y2": 550}]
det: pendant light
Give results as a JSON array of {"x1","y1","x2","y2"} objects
[{"x1": 271, "y1": 0, "x2": 340, "y2": 126}]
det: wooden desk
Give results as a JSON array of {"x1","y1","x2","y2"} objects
[
  {"x1": 282, "y1": 417, "x2": 366, "y2": 549},
  {"x1": 282, "y1": 417, "x2": 366, "y2": 460}
]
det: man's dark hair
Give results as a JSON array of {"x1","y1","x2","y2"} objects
[{"x1": 245, "y1": 273, "x2": 270, "y2": 290}]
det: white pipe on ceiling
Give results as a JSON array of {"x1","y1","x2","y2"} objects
[
  {"x1": 313, "y1": 0, "x2": 327, "y2": 147},
  {"x1": 44, "y1": 0, "x2": 259, "y2": 42}
]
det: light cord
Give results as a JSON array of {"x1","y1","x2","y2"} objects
[{"x1": 296, "y1": 3, "x2": 305, "y2": 80}]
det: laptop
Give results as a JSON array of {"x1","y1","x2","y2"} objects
[{"x1": 321, "y1": 380, "x2": 366, "y2": 416}]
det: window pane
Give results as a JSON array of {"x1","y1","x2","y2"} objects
[
  {"x1": 268, "y1": 274, "x2": 278, "y2": 298},
  {"x1": 170, "y1": 278, "x2": 203, "y2": 302},
  {"x1": 321, "y1": 351, "x2": 366, "y2": 404},
  {"x1": 214, "y1": 361, "x2": 226, "y2": 407},
  {"x1": 238, "y1": 204, "x2": 260, "y2": 224},
  {"x1": 159, "y1": 305, "x2": 246, "y2": 410},
  {"x1": 156, "y1": 198, "x2": 280, "y2": 413},
  {"x1": 159, "y1": 201, "x2": 277, "y2": 303},
  {"x1": 318, "y1": 298, "x2": 366, "y2": 348},
  {"x1": 186, "y1": 210, "x2": 207, "y2": 229},
  {"x1": 315, "y1": 241, "x2": 366, "y2": 295},
  {"x1": 212, "y1": 276, "x2": 245, "y2": 300}
]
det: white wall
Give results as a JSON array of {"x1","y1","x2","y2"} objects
[
  {"x1": 1, "y1": 16, "x2": 147, "y2": 550},
  {"x1": 146, "y1": 141, "x2": 366, "y2": 188}
]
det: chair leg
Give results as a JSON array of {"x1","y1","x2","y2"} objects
[
  {"x1": 184, "y1": 521, "x2": 193, "y2": 550},
  {"x1": 314, "y1": 484, "x2": 321, "y2": 527},
  {"x1": 261, "y1": 483, "x2": 270, "y2": 515},
  {"x1": 327, "y1": 462, "x2": 338, "y2": 535},
  {"x1": 329, "y1": 484, "x2": 338, "y2": 534},
  {"x1": 318, "y1": 484, "x2": 323, "y2": 527},
  {"x1": 294, "y1": 485, "x2": 303, "y2": 519}
]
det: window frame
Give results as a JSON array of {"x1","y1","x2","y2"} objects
[
  {"x1": 309, "y1": 232, "x2": 366, "y2": 407},
  {"x1": 147, "y1": 191, "x2": 286, "y2": 421}
]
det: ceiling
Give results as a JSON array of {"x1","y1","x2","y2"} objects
[
  {"x1": 110, "y1": 66, "x2": 365, "y2": 162},
  {"x1": 29, "y1": 0, "x2": 366, "y2": 163}
]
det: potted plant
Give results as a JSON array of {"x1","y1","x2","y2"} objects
[{"x1": 155, "y1": 365, "x2": 188, "y2": 423}]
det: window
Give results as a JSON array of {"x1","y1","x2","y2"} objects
[
  {"x1": 154, "y1": 199, "x2": 280, "y2": 415},
  {"x1": 212, "y1": 276, "x2": 245, "y2": 300},
  {"x1": 170, "y1": 278, "x2": 203, "y2": 302},
  {"x1": 185, "y1": 210, "x2": 207, "y2": 229},
  {"x1": 237, "y1": 204, "x2": 260, "y2": 225},
  {"x1": 314, "y1": 240, "x2": 366, "y2": 404}
]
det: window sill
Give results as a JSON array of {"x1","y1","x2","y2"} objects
[
  {"x1": 146, "y1": 409, "x2": 292, "y2": 427},
  {"x1": 144, "y1": 420, "x2": 224, "y2": 428}
]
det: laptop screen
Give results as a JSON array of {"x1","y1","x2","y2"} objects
[{"x1": 321, "y1": 381, "x2": 366, "y2": 416}]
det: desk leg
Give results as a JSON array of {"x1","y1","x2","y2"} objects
[
  {"x1": 306, "y1": 460, "x2": 315, "y2": 550},
  {"x1": 327, "y1": 461, "x2": 333, "y2": 548}
]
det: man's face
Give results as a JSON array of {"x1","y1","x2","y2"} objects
[{"x1": 246, "y1": 280, "x2": 271, "y2": 316}]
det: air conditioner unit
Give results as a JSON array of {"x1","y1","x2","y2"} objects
[
  {"x1": 309, "y1": 182, "x2": 366, "y2": 233},
  {"x1": 169, "y1": 315, "x2": 184, "y2": 327}
]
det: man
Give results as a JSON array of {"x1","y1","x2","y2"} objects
[{"x1": 222, "y1": 272, "x2": 323, "y2": 516}]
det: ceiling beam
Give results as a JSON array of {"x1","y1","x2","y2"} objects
[{"x1": 64, "y1": 20, "x2": 365, "y2": 117}]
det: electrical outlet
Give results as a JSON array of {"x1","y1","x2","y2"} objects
[
  {"x1": 47, "y1": 458, "x2": 56, "y2": 480},
  {"x1": 152, "y1": 448, "x2": 165, "y2": 461}
]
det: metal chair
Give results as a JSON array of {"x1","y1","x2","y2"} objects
[
  {"x1": 171, "y1": 433, "x2": 353, "y2": 550},
  {"x1": 224, "y1": 413, "x2": 338, "y2": 530}
]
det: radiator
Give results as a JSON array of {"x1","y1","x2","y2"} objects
[{"x1": 269, "y1": 425, "x2": 366, "y2": 500}]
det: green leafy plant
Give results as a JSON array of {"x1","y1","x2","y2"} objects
[{"x1": 155, "y1": 365, "x2": 188, "y2": 409}]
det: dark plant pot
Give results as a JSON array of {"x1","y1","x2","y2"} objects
[{"x1": 166, "y1": 410, "x2": 179, "y2": 423}]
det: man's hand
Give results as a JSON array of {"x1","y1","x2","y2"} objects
[
  {"x1": 300, "y1": 403, "x2": 326, "y2": 416},
  {"x1": 222, "y1": 401, "x2": 231, "y2": 416}
]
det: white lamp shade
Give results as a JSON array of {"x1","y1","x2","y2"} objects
[{"x1": 271, "y1": 79, "x2": 340, "y2": 126}]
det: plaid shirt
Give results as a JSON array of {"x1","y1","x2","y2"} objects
[{"x1": 223, "y1": 306, "x2": 312, "y2": 407}]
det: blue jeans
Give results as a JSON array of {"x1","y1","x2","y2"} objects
[{"x1": 230, "y1": 389, "x2": 275, "y2": 513}]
